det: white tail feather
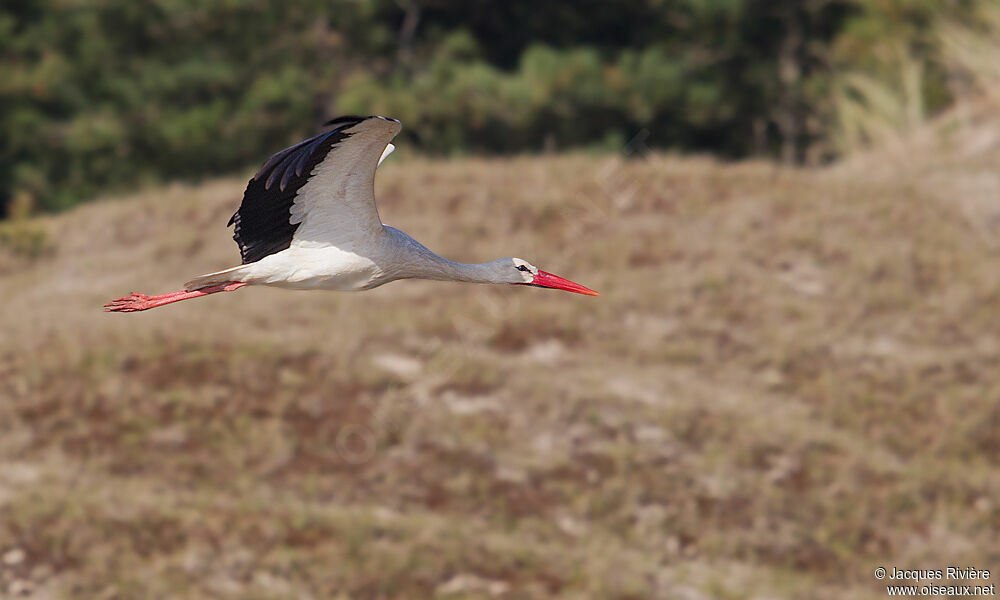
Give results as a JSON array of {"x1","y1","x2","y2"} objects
[{"x1": 185, "y1": 264, "x2": 250, "y2": 291}]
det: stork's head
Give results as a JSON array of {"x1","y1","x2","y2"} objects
[{"x1": 503, "y1": 258, "x2": 599, "y2": 296}]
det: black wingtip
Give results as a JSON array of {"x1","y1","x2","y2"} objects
[
  {"x1": 323, "y1": 115, "x2": 368, "y2": 128},
  {"x1": 322, "y1": 115, "x2": 400, "y2": 128}
]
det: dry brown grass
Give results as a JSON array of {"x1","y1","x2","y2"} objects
[{"x1": 1, "y1": 138, "x2": 999, "y2": 599}]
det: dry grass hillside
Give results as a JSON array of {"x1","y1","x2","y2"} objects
[{"x1": 1, "y1": 131, "x2": 999, "y2": 598}]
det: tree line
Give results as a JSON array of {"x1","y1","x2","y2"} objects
[{"x1": 0, "y1": 0, "x2": 984, "y2": 216}]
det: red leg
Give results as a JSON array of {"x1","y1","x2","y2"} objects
[{"x1": 104, "y1": 282, "x2": 247, "y2": 312}]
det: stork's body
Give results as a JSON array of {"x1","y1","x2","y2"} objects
[
  {"x1": 106, "y1": 116, "x2": 596, "y2": 312},
  {"x1": 218, "y1": 225, "x2": 524, "y2": 291}
]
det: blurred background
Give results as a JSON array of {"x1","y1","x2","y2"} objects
[{"x1": 2, "y1": 1, "x2": 1000, "y2": 598}]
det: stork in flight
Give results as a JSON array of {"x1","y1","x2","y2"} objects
[{"x1": 105, "y1": 116, "x2": 597, "y2": 312}]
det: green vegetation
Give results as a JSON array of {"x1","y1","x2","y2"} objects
[{"x1": 0, "y1": 0, "x2": 988, "y2": 215}]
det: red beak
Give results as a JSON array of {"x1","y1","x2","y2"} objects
[{"x1": 526, "y1": 270, "x2": 600, "y2": 296}]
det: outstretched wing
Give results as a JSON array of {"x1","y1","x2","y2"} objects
[{"x1": 229, "y1": 116, "x2": 401, "y2": 264}]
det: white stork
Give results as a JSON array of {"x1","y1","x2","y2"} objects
[{"x1": 105, "y1": 115, "x2": 598, "y2": 312}]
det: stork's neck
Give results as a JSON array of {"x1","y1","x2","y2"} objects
[{"x1": 384, "y1": 226, "x2": 500, "y2": 283}]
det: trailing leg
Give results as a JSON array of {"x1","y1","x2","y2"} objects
[{"x1": 104, "y1": 282, "x2": 247, "y2": 312}]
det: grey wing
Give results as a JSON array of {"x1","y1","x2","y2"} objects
[{"x1": 289, "y1": 116, "x2": 402, "y2": 249}]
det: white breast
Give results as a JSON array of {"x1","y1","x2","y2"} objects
[{"x1": 239, "y1": 244, "x2": 383, "y2": 290}]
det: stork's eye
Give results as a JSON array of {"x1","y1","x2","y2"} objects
[{"x1": 516, "y1": 265, "x2": 530, "y2": 272}]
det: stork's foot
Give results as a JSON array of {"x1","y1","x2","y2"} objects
[{"x1": 104, "y1": 291, "x2": 172, "y2": 312}]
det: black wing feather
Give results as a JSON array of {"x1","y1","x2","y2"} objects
[{"x1": 229, "y1": 116, "x2": 367, "y2": 264}]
